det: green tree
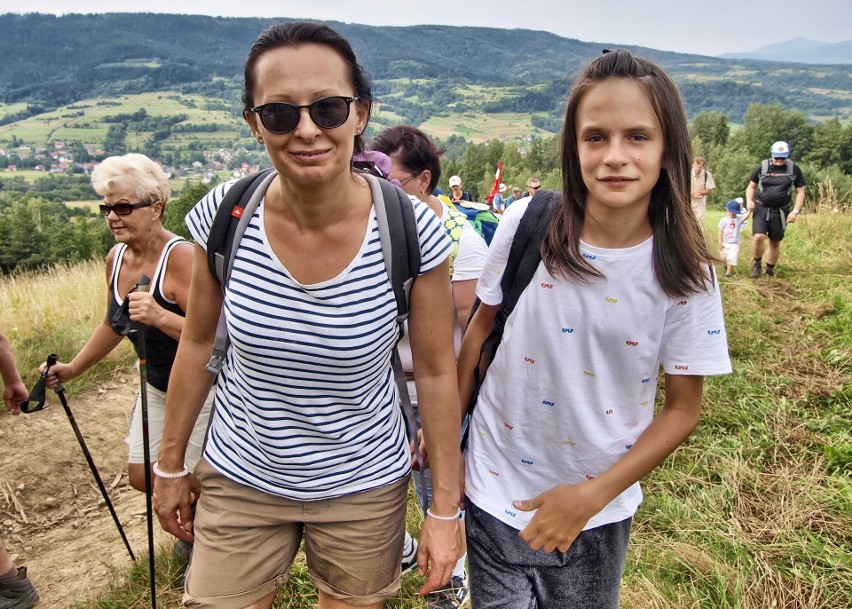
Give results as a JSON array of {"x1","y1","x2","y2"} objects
[
  {"x1": 691, "y1": 112, "x2": 729, "y2": 147},
  {"x1": 703, "y1": 143, "x2": 756, "y2": 206},
  {"x1": 732, "y1": 103, "x2": 814, "y2": 160},
  {"x1": 164, "y1": 180, "x2": 217, "y2": 240},
  {"x1": 806, "y1": 118, "x2": 852, "y2": 174}
]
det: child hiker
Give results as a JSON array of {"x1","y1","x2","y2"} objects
[
  {"x1": 457, "y1": 49, "x2": 733, "y2": 608},
  {"x1": 718, "y1": 197, "x2": 751, "y2": 278}
]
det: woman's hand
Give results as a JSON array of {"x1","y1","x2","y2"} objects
[
  {"x1": 127, "y1": 291, "x2": 164, "y2": 326},
  {"x1": 153, "y1": 474, "x2": 201, "y2": 543},
  {"x1": 417, "y1": 514, "x2": 465, "y2": 595},
  {"x1": 39, "y1": 360, "x2": 73, "y2": 388},
  {"x1": 409, "y1": 429, "x2": 429, "y2": 471}
]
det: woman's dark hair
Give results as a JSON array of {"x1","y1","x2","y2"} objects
[
  {"x1": 369, "y1": 125, "x2": 446, "y2": 193},
  {"x1": 544, "y1": 49, "x2": 713, "y2": 297},
  {"x1": 242, "y1": 21, "x2": 373, "y2": 154}
]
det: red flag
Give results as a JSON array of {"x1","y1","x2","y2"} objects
[{"x1": 486, "y1": 161, "x2": 503, "y2": 203}]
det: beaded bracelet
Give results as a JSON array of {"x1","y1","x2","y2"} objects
[
  {"x1": 426, "y1": 507, "x2": 462, "y2": 521},
  {"x1": 152, "y1": 461, "x2": 191, "y2": 479}
]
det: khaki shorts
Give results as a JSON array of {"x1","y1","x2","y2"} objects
[
  {"x1": 183, "y1": 458, "x2": 409, "y2": 609},
  {"x1": 126, "y1": 384, "x2": 214, "y2": 470}
]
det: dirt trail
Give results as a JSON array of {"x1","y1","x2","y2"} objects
[{"x1": 1, "y1": 376, "x2": 175, "y2": 607}]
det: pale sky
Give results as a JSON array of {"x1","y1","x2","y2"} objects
[{"x1": 1, "y1": 0, "x2": 849, "y2": 57}]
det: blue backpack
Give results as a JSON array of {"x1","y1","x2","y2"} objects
[{"x1": 454, "y1": 204, "x2": 500, "y2": 246}]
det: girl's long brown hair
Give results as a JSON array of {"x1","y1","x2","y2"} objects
[{"x1": 543, "y1": 49, "x2": 714, "y2": 297}]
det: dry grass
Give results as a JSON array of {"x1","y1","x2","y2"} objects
[
  {"x1": 0, "y1": 259, "x2": 134, "y2": 389},
  {"x1": 9, "y1": 209, "x2": 848, "y2": 609}
]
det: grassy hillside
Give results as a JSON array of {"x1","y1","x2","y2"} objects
[
  {"x1": 0, "y1": 92, "x2": 241, "y2": 148},
  {"x1": 2, "y1": 203, "x2": 848, "y2": 608},
  {"x1": 0, "y1": 13, "x2": 849, "y2": 126}
]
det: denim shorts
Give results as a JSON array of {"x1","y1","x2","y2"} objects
[{"x1": 465, "y1": 498, "x2": 631, "y2": 609}]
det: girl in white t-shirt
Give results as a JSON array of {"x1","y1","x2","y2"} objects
[{"x1": 457, "y1": 49, "x2": 732, "y2": 608}]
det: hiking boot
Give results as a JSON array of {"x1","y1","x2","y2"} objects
[
  {"x1": 0, "y1": 566, "x2": 39, "y2": 609},
  {"x1": 426, "y1": 574, "x2": 470, "y2": 609},
  {"x1": 749, "y1": 262, "x2": 761, "y2": 279},
  {"x1": 765, "y1": 264, "x2": 775, "y2": 277},
  {"x1": 173, "y1": 538, "x2": 192, "y2": 561},
  {"x1": 400, "y1": 536, "x2": 419, "y2": 575},
  {"x1": 172, "y1": 539, "x2": 193, "y2": 589}
]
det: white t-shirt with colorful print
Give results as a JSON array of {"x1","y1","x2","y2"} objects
[{"x1": 465, "y1": 199, "x2": 732, "y2": 532}]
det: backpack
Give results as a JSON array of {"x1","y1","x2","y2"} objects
[
  {"x1": 757, "y1": 159, "x2": 796, "y2": 208},
  {"x1": 454, "y1": 204, "x2": 500, "y2": 246},
  {"x1": 461, "y1": 189, "x2": 560, "y2": 448},
  {"x1": 203, "y1": 169, "x2": 430, "y2": 510}
]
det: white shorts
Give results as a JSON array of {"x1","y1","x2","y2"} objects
[
  {"x1": 126, "y1": 383, "x2": 215, "y2": 469},
  {"x1": 721, "y1": 243, "x2": 740, "y2": 266}
]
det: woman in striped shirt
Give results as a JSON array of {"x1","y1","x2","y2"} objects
[{"x1": 153, "y1": 22, "x2": 463, "y2": 609}]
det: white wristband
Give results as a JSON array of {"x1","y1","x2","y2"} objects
[
  {"x1": 152, "y1": 461, "x2": 191, "y2": 479},
  {"x1": 426, "y1": 507, "x2": 462, "y2": 521}
]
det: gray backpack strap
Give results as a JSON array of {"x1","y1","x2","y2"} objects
[
  {"x1": 367, "y1": 174, "x2": 419, "y2": 324},
  {"x1": 363, "y1": 174, "x2": 429, "y2": 513},
  {"x1": 785, "y1": 159, "x2": 796, "y2": 193},
  {"x1": 758, "y1": 159, "x2": 770, "y2": 192},
  {"x1": 206, "y1": 170, "x2": 278, "y2": 375}
]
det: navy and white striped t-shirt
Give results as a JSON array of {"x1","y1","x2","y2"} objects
[{"x1": 186, "y1": 179, "x2": 451, "y2": 500}]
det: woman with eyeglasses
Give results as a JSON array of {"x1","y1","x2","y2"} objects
[
  {"x1": 42, "y1": 153, "x2": 214, "y2": 498},
  {"x1": 152, "y1": 22, "x2": 463, "y2": 609}
]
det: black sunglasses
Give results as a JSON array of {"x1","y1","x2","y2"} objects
[
  {"x1": 251, "y1": 96, "x2": 359, "y2": 134},
  {"x1": 99, "y1": 201, "x2": 152, "y2": 217}
]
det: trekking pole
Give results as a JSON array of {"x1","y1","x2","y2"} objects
[
  {"x1": 130, "y1": 275, "x2": 157, "y2": 609},
  {"x1": 22, "y1": 354, "x2": 136, "y2": 562}
]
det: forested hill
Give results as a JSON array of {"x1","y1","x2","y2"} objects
[{"x1": 1, "y1": 12, "x2": 849, "y2": 122}]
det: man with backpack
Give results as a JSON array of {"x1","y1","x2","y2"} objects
[
  {"x1": 745, "y1": 141, "x2": 806, "y2": 278},
  {"x1": 690, "y1": 156, "x2": 716, "y2": 222}
]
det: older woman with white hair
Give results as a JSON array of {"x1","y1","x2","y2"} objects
[{"x1": 44, "y1": 152, "x2": 214, "y2": 495}]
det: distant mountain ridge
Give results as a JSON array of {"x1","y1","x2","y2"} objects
[
  {"x1": 720, "y1": 37, "x2": 852, "y2": 65},
  {"x1": 0, "y1": 13, "x2": 849, "y2": 125}
]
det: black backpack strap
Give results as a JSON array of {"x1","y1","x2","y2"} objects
[
  {"x1": 462, "y1": 190, "x2": 560, "y2": 450},
  {"x1": 207, "y1": 168, "x2": 277, "y2": 285},
  {"x1": 497, "y1": 190, "x2": 560, "y2": 328},
  {"x1": 206, "y1": 168, "x2": 278, "y2": 375}
]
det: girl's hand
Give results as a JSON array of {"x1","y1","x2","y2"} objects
[{"x1": 512, "y1": 483, "x2": 600, "y2": 552}]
